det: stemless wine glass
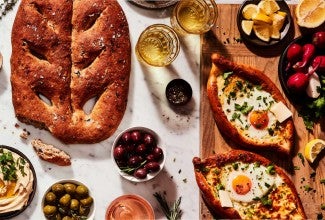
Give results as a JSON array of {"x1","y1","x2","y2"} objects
[
  {"x1": 135, "y1": 24, "x2": 180, "y2": 67},
  {"x1": 170, "y1": 0, "x2": 218, "y2": 35}
]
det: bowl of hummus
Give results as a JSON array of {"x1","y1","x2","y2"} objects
[{"x1": 0, "y1": 145, "x2": 37, "y2": 218}]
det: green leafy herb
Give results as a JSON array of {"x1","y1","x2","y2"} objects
[
  {"x1": 154, "y1": 192, "x2": 182, "y2": 220},
  {"x1": 266, "y1": 165, "x2": 276, "y2": 175},
  {"x1": 293, "y1": 166, "x2": 300, "y2": 170},
  {"x1": 216, "y1": 183, "x2": 225, "y2": 190},
  {"x1": 260, "y1": 196, "x2": 272, "y2": 207},
  {"x1": 234, "y1": 102, "x2": 253, "y2": 115},
  {"x1": 223, "y1": 71, "x2": 233, "y2": 79},
  {"x1": 0, "y1": 150, "x2": 26, "y2": 181},
  {"x1": 119, "y1": 160, "x2": 147, "y2": 175},
  {"x1": 303, "y1": 185, "x2": 313, "y2": 192},
  {"x1": 320, "y1": 179, "x2": 325, "y2": 184},
  {"x1": 297, "y1": 153, "x2": 305, "y2": 166}
]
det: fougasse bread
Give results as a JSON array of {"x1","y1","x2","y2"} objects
[
  {"x1": 10, "y1": 0, "x2": 131, "y2": 143},
  {"x1": 207, "y1": 53, "x2": 294, "y2": 155},
  {"x1": 193, "y1": 150, "x2": 307, "y2": 219}
]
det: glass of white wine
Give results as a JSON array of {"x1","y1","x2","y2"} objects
[
  {"x1": 171, "y1": 0, "x2": 218, "y2": 35},
  {"x1": 135, "y1": 24, "x2": 180, "y2": 67}
]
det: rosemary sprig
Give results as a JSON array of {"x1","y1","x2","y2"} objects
[
  {"x1": 0, "y1": 0, "x2": 19, "y2": 20},
  {"x1": 119, "y1": 160, "x2": 147, "y2": 175},
  {"x1": 153, "y1": 192, "x2": 182, "y2": 220}
]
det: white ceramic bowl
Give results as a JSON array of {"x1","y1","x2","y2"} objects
[
  {"x1": 42, "y1": 180, "x2": 95, "y2": 220},
  {"x1": 111, "y1": 126, "x2": 166, "y2": 182}
]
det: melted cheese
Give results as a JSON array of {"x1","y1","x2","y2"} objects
[{"x1": 216, "y1": 74, "x2": 286, "y2": 143}]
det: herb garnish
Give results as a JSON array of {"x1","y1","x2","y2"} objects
[
  {"x1": 297, "y1": 153, "x2": 305, "y2": 166},
  {"x1": 0, "y1": 149, "x2": 26, "y2": 181},
  {"x1": 266, "y1": 165, "x2": 275, "y2": 175},
  {"x1": 119, "y1": 160, "x2": 147, "y2": 175},
  {"x1": 154, "y1": 192, "x2": 182, "y2": 220},
  {"x1": 0, "y1": 0, "x2": 18, "y2": 20},
  {"x1": 320, "y1": 179, "x2": 325, "y2": 184}
]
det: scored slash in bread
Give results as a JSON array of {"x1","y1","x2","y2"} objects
[
  {"x1": 207, "y1": 53, "x2": 295, "y2": 155},
  {"x1": 32, "y1": 139, "x2": 71, "y2": 166},
  {"x1": 10, "y1": 0, "x2": 131, "y2": 143}
]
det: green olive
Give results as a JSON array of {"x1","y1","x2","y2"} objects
[
  {"x1": 64, "y1": 183, "x2": 76, "y2": 194},
  {"x1": 51, "y1": 183, "x2": 65, "y2": 195},
  {"x1": 62, "y1": 216, "x2": 72, "y2": 220},
  {"x1": 75, "y1": 185, "x2": 89, "y2": 198},
  {"x1": 45, "y1": 192, "x2": 57, "y2": 204},
  {"x1": 59, "y1": 194, "x2": 71, "y2": 207},
  {"x1": 43, "y1": 205, "x2": 57, "y2": 216},
  {"x1": 79, "y1": 205, "x2": 90, "y2": 216},
  {"x1": 70, "y1": 199, "x2": 79, "y2": 211},
  {"x1": 80, "y1": 196, "x2": 93, "y2": 207}
]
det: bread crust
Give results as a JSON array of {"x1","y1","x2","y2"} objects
[
  {"x1": 32, "y1": 139, "x2": 71, "y2": 166},
  {"x1": 207, "y1": 53, "x2": 294, "y2": 155},
  {"x1": 193, "y1": 150, "x2": 307, "y2": 219},
  {"x1": 10, "y1": 0, "x2": 131, "y2": 143}
]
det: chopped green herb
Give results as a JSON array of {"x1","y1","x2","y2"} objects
[
  {"x1": 260, "y1": 196, "x2": 272, "y2": 207},
  {"x1": 294, "y1": 166, "x2": 300, "y2": 170},
  {"x1": 297, "y1": 153, "x2": 305, "y2": 166},
  {"x1": 216, "y1": 183, "x2": 225, "y2": 190},
  {"x1": 234, "y1": 102, "x2": 253, "y2": 115},
  {"x1": 320, "y1": 179, "x2": 325, "y2": 184},
  {"x1": 266, "y1": 165, "x2": 276, "y2": 175},
  {"x1": 303, "y1": 185, "x2": 313, "y2": 192},
  {"x1": 321, "y1": 204, "x2": 325, "y2": 210},
  {"x1": 0, "y1": 150, "x2": 26, "y2": 181},
  {"x1": 232, "y1": 162, "x2": 239, "y2": 170},
  {"x1": 223, "y1": 71, "x2": 233, "y2": 80},
  {"x1": 254, "y1": 162, "x2": 260, "y2": 168}
]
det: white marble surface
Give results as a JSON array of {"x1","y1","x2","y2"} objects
[
  {"x1": 0, "y1": 0, "x2": 300, "y2": 219},
  {"x1": 0, "y1": 1, "x2": 200, "y2": 220}
]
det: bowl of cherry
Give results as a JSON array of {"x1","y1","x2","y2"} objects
[{"x1": 111, "y1": 127, "x2": 166, "y2": 182}]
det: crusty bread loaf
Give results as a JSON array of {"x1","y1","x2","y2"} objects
[
  {"x1": 10, "y1": 0, "x2": 131, "y2": 143},
  {"x1": 207, "y1": 54, "x2": 294, "y2": 155},
  {"x1": 193, "y1": 150, "x2": 307, "y2": 219},
  {"x1": 32, "y1": 139, "x2": 71, "y2": 166}
]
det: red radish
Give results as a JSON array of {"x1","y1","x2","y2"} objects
[
  {"x1": 312, "y1": 56, "x2": 325, "y2": 73},
  {"x1": 312, "y1": 31, "x2": 325, "y2": 49},
  {"x1": 287, "y1": 62, "x2": 320, "y2": 93},
  {"x1": 293, "y1": 44, "x2": 315, "y2": 70},
  {"x1": 286, "y1": 43, "x2": 303, "y2": 71}
]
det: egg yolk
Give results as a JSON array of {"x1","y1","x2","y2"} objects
[
  {"x1": 249, "y1": 110, "x2": 269, "y2": 129},
  {"x1": 232, "y1": 175, "x2": 252, "y2": 195}
]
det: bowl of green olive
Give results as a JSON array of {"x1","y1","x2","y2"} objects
[{"x1": 42, "y1": 180, "x2": 95, "y2": 220}]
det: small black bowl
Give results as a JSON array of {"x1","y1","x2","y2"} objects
[
  {"x1": 0, "y1": 145, "x2": 37, "y2": 219},
  {"x1": 165, "y1": 79, "x2": 192, "y2": 106},
  {"x1": 278, "y1": 34, "x2": 325, "y2": 105},
  {"x1": 237, "y1": 0, "x2": 292, "y2": 47}
]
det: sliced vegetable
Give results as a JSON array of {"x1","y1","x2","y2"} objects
[{"x1": 312, "y1": 56, "x2": 325, "y2": 73}]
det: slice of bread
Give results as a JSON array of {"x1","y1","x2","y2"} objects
[
  {"x1": 207, "y1": 53, "x2": 294, "y2": 155},
  {"x1": 32, "y1": 139, "x2": 71, "y2": 166},
  {"x1": 193, "y1": 150, "x2": 307, "y2": 219}
]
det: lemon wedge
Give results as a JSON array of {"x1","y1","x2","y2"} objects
[
  {"x1": 253, "y1": 24, "x2": 271, "y2": 42},
  {"x1": 295, "y1": 0, "x2": 325, "y2": 28},
  {"x1": 253, "y1": 12, "x2": 273, "y2": 25},
  {"x1": 277, "y1": 11, "x2": 287, "y2": 18},
  {"x1": 270, "y1": 13, "x2": 286, "y2": 39},
  {"x1": 257, "y1": 0, "x2": 280, "y2": 15},
  {"x1": 242, "y1": 4, "x2": 258, "y2": 20},
  {"x1": 241, "y1": 20, "x2": 254, "y2": 35},
  {"x1": 304, "y1": 139, "x2": 325, "y2": 163}
]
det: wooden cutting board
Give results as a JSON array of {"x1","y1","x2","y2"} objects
[{"x1": 200, "y1": 4, "x2": 325, "y2": 219}]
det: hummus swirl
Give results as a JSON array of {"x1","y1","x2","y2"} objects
[{"x1": 0, "y1": 150, "x2": 34, "y2": 213}]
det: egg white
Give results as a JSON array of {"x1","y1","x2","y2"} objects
[
  {"x1": 223, "y1": 163, "x2": 276, "y2": 203},
  {"x1": 217, "y1": 76, "x2": 278, "y2": 139}
]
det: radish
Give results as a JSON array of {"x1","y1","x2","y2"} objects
[
  {"x1": 287, "y1": 62, "x2": 319, "y2": 93},
  {"x1": 312, "y1": 31, "x2": 325, "y2": 49},
  {"x1": 293, "y1": 44, "x2": 315, "y2": 71},
  {"x1": 285, "y1": 43, "x2": 302, "y2": 71},
  {"x1": 312, "y1": 56, "x2": 325, "y2": 73}
]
